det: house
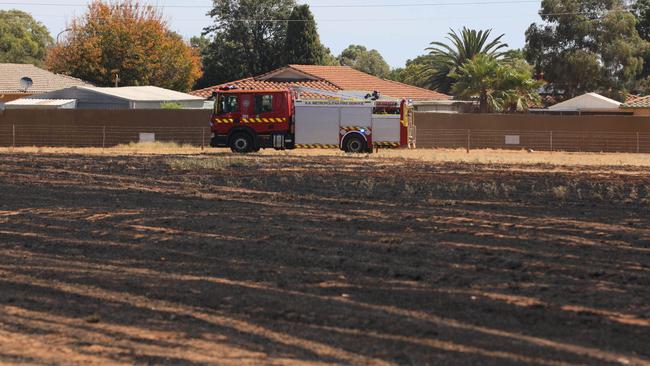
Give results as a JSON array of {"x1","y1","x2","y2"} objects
[
  {"x1": 530, "y1": 92, "x2": 630, "y2": 115},
  {"x1": 23, "y1": 86, "x2": 205, "y2": 109},
  {"x1": 192, "y1": 65, "x2": 460, "y2": 111},
  {"x1": 0, "y1": 63, "x2": 91, "y2": 103},
  {"x1": 619, "y1": 95, "x2": 650, "y2": 116}
]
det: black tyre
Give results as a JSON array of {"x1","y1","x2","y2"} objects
[
  {"x1": 230, "y1": 132, "x2": 254, "y2": 153},
  {"x1": 342, "y1": 134, "x2": 367, "y2": 153}
]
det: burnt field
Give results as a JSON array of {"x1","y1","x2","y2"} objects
[{"x1": 0, "y1": 151, "x2": 649, "y2": 365}]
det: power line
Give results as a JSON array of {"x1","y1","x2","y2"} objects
[
  {"x1": 0, "y1": 1, "x2": 634, "y2": 21},
  {"x1": 0, "y1": 0, "x2": 542, "y2": 9}
]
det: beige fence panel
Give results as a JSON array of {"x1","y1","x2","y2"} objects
[{"x1": 415, "y1": 112, "x2": 650, "y2": 153}]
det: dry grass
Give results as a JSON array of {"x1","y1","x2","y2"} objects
[
  {"x1": 166, "y1": 156, "x2": 250, "y2": 171},
  {"x1": 0, "y1": 142, "x2": 204, "y2": 155},
  {"x1": 2, "y1": 143, "x2": 650, "y2": 167}
]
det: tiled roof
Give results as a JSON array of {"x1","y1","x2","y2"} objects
[
  {"x1": 191, "y1": 65, "x2": 451, "y2": 101},
  {"x1": 192, "y1": 78, "x2": 340, "y2": 99},
  {"x1": 0, "y1": 63, "x2": 91, "y2": 94},
  {"x1": 621, "y1": 95, "x2": 650, "y2": 108},
  {"x1": 625, "y1": 94, "x2": 642, "y2": 104},
  {"x1": 289, "y1": 65, "x2": 451, "y2": 101}
]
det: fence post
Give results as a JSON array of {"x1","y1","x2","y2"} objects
[
  {"x1": 12, "y1": 124, "x2": 15, "y2": 150},
  {"x1": 102, "y1": 126, "x2": 106, "y2": 149},
  {"x1": 466, "y1": 129, "x2": 471, "y2": 153},
  {"x1": 550, "y1": 131, "x2": 553, "y2": 152},
  {"x1": 637, "y1": 132, "x2": 640, "y2": 154},
  {"x1": 201, "y1": 127, "x2": 205, "y2": 151}
]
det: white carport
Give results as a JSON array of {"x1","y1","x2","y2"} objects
[{"x1": 547, "y1": 93, "x2": 621, "y2": 113}]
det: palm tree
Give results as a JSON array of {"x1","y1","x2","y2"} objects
[
  {"x1": 451, "y1": 54, "x2": 542, "y2": 113},
  {"x1": 451, "y1": 54, "x2": 500, "y2": 113},
  {"x1": 422, "y1": 27, "x2": 508, "y2": 94},
  {"x1": 494, "y1": 59, "x2": 543, "y2": 113}
]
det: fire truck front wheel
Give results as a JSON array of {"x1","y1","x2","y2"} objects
[
  {"x1": 229, "y1": 132, "x2": 255, "y2": 153},
  {"x1": 342, "y1": 134, "x2": 367, "y2": 153}
]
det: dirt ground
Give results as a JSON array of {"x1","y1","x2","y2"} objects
[{"x1": 0, "y1": 149, "x2": 648, "y2": 365}]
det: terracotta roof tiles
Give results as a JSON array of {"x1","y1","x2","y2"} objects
[
  {"x1": 192, "y1": 65, "x2": 451, "y2": 101},
  {"x1": 288, "y1": 65, "x2": 451, "y2": 101},
  {"x1": 192, "y1": 78, "x2": 340, "y2": 99},
  {"x1": 621, "y1": 95, "x2": 650, "y2": 108}
]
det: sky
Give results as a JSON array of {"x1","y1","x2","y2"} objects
[{"x1": 1, "y1": 0, "x2": 543, "y2": 68}]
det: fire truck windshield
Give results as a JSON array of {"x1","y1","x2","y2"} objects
[{"x1": 218, "y1": 94, "x2": 239, "y2": 115}]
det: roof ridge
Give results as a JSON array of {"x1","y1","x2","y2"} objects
[
  {"x1": 379, "y1": 77, "x2": 447, "y2": 96},
  {"x1": 287, "y1": 65, "x2": 350, "y2": 89},
  {"x1": 290, "y1": 65, "x2": 449, "y2": 98},
  {"x1": 189, "y1": 65, "x2": 451, "y2": 100},
  {"x1": 53, "y1": 71, "x2": 92, "y2": 85}
]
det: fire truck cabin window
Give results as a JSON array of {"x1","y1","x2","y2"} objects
[
  {"x1": 254, "y1": 95, "x2": 273, "y2": 114},
  {"x1": 219, "y1": 95, "x2": 239, "y2": 114}
]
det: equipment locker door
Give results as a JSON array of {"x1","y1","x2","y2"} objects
[
  {"x1": 340, "y1": 106, "x2": 372, "y2": 129},
  {"x1": 294, "y1": 105, "x2": 340, "y2": 146},
  {"x1": 371, "y1": 115, "x2": 400, "y2": 144}
]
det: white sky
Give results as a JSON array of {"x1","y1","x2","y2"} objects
[{"x1": 1, "y1": 0, "x2": 543, "y2": 68}]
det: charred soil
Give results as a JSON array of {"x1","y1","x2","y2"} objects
[{"x1": 0, "y1": 152, "x2": 648, "y2": 365}]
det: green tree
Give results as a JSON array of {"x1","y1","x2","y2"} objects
[
  {"x1": 387, "y1": 56, "x2": 431, "y2": 87},
  {"x1": 502, "y1": 49, "x2": 526, "y2": 61},
  {"x1": 197, "y1": 0, "x2": 295, "y2": 88},
  {"x1": 0, "y1": 10, "x2": 52, "y2": 65},
  {"x1": 631, "y1": 0, "x2": 650, "y2": 88},
  {"x1": 451, "y1": 54, "x2": 541, "y2": 113},
  {"x1": 525, "y1": 0, "x2": 649, "y2": 99},
  {"x1": 321, "y1": 48, "x2": 340, "y2": 66},
  {"x1": 633, "y1": 0, "x2": 650, "y2": 39},
  {"x1": 338, "y1": 45, "x2": 390, "y2": 77},
  {"x1": 285, "y1": 4, "x2": 325, "y2": 65},
  {"x1": 493, "y1": 59, "x2": 543, "y2": 112},
  {"x1": 424, "y1": 27, "x2": 508, "y2": 94},
  {"x1": 190, "y1": 35, "x2": 210, "y2": 56}
]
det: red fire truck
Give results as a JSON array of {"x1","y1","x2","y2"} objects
[{"x1": 209, "y1": 86, "x2": 412, "y2": 153}]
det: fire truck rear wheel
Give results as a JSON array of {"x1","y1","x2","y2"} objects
[
  {"x1": 343, "y1": 134, "x2": 367, "y2": 153},
  {"x1": 230, "y1": 132, "x2": 254, "y2": 153}
]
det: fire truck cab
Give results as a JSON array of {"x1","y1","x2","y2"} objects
[
  {"x1": 210, "y1": 89, "x2": 294, "y2": 153},
  {"x1": 210, "y1": 87, "x2": 411, "y2": 153}
]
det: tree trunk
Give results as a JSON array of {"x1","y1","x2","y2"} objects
[{"x1": 479, "y1": 91, "x2": 489, "y2": 113}]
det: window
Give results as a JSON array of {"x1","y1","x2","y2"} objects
[
  {"x1": 218, "y1": 95, "x2": 239, "y2": 114},
  {"x1": 254, "y1": 94, "x2": 273, "y2": 114}
]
